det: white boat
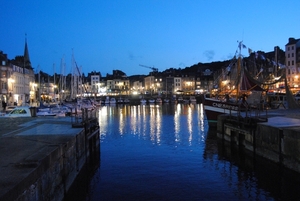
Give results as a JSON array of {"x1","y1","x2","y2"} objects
[
  {"x1": 177, "y1": 96, "x2": 184, "y2": 103},
  {"x1": 51, "y1": 105, "x2": 72, "y2": 116},
  {"x1": 37, "y1": 109, "x2": 56, "y2": 116},
  {"x1": 110, "y1": 98, "x2": 117, "y2": 104},
  {"x1": 117, "y1": 98, "x2": 124, "y2": 104},
  {"x1": 140, "y1": 98, "x2": 147, "y2": 104},
  {"x1": 189, "y1": 96, "x2": 197, "y2": 103},
  {"x1": 163, "y1": 98, "x2": 170, "y2": 103},
  {"x1": 183, "y1": 99, "x2": 190, "y2": 104},
  {"x1": 105, "y1": 97, "x2": 110, "y2": 104},
  {"x1": 156, "y1": 97, "x2": 163, "y2": 104},
  {"x1": 0, "y1": 106, "x2": 33, "y2": 117},
  {"x1": 124, "y1": 99, "x2": 130, "y2": 104},
  {"x1": 5, "y1": 106, "x2": 17, "y2": 113},
  {"x1": 148, "y1": 99, "x2": 155, "y2": 104}
]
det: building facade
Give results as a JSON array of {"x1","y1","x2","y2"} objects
[{"x1": 285, "y1": 37, "x2": 300, "y2": 89}]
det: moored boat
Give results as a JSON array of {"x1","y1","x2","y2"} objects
[
  {"x1": 140, "y1": 98, "x2": 147, "y2": 104},
  {"x1": 203, "y1": 96, "x2": 244, "y2": 125},
  {"x1": 110, "y1": 97, "x2": 117, "y2": 104},
  {"x1": 124, "y1": 98, "x2": 130, "y2": 104},
  {"x1": 189, "y1": 96, "x2": 197, "y2": 103},
  {"x1": 156, "y1": 97, "x2": 163, "y2": 104},
  {"x1": 148, "y1": 98, "x2": 155, "y2": 104},
  {"x1": 203, "y1": 41, "x2": 270, "y2": 126},
  {"x1": 0, "y1": 106, "x2": 33, "y2": 117}
]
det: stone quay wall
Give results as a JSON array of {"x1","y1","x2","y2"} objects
[
  {"x1": 1, "y1": 118, "x2": 100, "y2": 201},
  {"x1": 217, "y1": 114, "x2": 300, "y2": 174},
  {"x1": 4, "y1": 129, "x2": 86, "y2": 201}
]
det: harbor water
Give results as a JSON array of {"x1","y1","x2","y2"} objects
[{"x1": 75, "y1": 103, "x2": 300, "y2": 201}]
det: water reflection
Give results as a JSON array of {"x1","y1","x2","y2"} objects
[
  {"x1": 98, "y1": 103, "x2": 207, "y2": 146},
  {"x1": 87, "y1": 103, "x2": 300, "y2": 201}
]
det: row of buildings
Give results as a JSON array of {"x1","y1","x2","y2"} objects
[{"x1": 0, "y1": 37, "x2": 299, "y2": 106}]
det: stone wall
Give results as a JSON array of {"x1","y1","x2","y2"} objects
[
  {"x1": 6, "y1": 129, "x2": 88, "y2": 201},
  {"x1": 218, "y1": 114, "x2": 300, "y2": 174}
]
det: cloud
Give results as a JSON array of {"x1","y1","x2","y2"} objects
[
  {"x1": 178, "y1": 62, "x2": 186, "y2": 67},
  {"x1": 203, "y1": 50, "x2": 215, "y2": 61},
  {"x1": 128, "y1": 52, "x2": 142, "y2": 61}
]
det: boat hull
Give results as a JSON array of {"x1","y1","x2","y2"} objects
[{"x1": 203, "y1": 98, "x2": 241, "y2": 125}]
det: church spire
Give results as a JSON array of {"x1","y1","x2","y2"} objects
[{"x1": 24, "y1": 34, "x2": 32, "y2": 69}]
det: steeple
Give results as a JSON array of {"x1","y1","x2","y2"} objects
[{"x1": 24, "y1": 34, "x2": 32, "y2": 69}]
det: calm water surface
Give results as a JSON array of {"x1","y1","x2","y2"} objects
[{"x1": 82, "y1": 103, "x2": 300, "y2": 201}]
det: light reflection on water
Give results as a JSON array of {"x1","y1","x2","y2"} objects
[
  {"x1": 99, "y1": 103, "x2": 206, "y2": 146},
  {"x1": 85, "y1": 103, "x2": 300, "y2": 201}
]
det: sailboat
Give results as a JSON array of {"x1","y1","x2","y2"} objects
[{"x1": 203, "y1": 41, "x2": 271, "y2": 126}]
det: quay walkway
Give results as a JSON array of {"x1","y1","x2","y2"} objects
[
  {"x1": 0, "y1": 116, "x2": 99, "y2": 201},
  {"x1": 217, "y1": 108, "x2": 300, "y2": 174}
]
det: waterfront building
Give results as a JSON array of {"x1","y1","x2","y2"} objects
[
  {"x1": 165, "y1": 76, "x2": 174, "y2": 95},
  {"x1": 181, "y1": 75, "x2": 195, "y2": 95},
  {"x1": 0, "y1": 51, "x2": 13, "y2": 106},
  {"x1": 87, "y1": 71, "x2": 101, "y2": 96},
  {"x1": 0, "y1": 38, "x2": 35, "y2": 106},
  {"x1": 144, "y1": 75, "x2": 155, "y2": 94},
  {"x1": 131, "y1": 80, "x2": 143, "y2": 94},
  {"x1": 105, "y1": 70, "x2": 130, "y2": 95},
  {"x1": 3, "y1": 37, "x2": 300, "y2": 101},
  {"x1": 285, "y1": 37, "x2": 300, "y2": 91},
  {"x1": 174, "y1": 76, "x2": 182, "y2": 93},
  {"x1": 153, "y1": 76, "x2": 163, "y2": 94}
]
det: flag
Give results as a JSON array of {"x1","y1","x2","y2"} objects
[{"x1": 248, "y1": 48, "x2": 252, "y2": 55}]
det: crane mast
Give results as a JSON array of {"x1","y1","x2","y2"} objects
[{"x1": 139, "y1": 64, "x2": 158, "y2": 73}]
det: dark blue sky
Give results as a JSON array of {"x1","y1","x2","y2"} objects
[{"x1": 1, "y1": 0, "x2": 298, "y2": 76}]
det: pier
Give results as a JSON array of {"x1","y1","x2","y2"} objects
[
  {"x1": 216, "y1": 108, "x2": 300, "y2": 173},
  {"x1": 0, "y1": 111, "x2": 99, "y2": 201}
]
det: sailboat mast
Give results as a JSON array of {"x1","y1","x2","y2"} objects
[
  {"x1": 38, "y1": 65, "x2": 41, "y2": 102},
  {"x1": 236, "y1": 41, "x2": 243, "y2": 100}
]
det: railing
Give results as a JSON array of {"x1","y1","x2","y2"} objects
[{"x1": 227, "y1": 102, "x2": 269, "y2": 127}]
